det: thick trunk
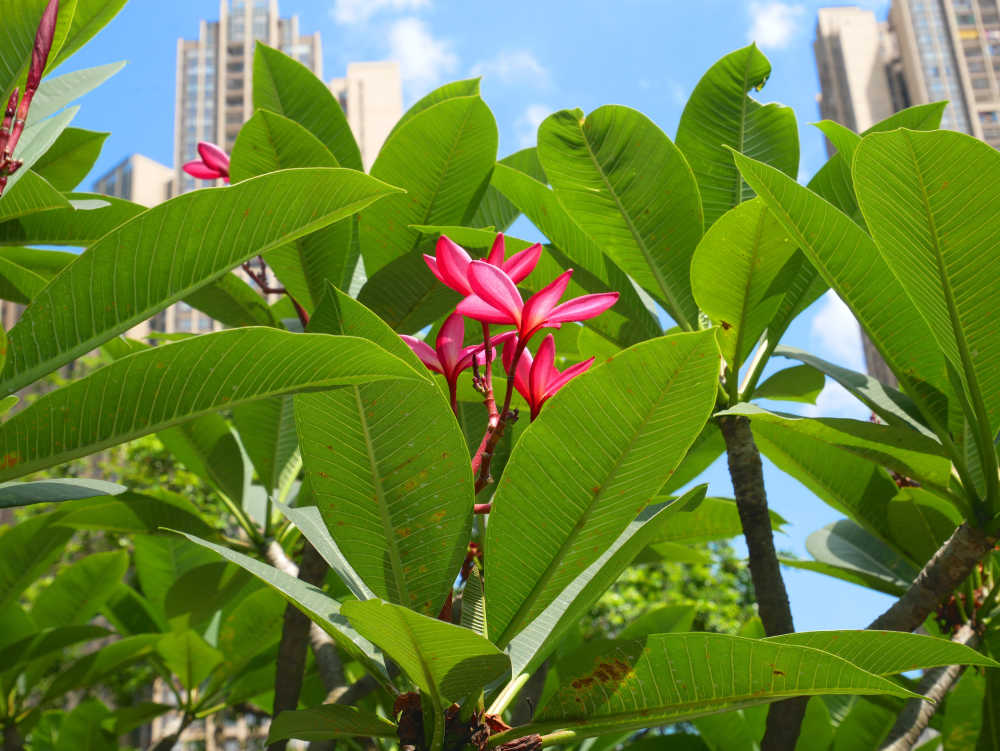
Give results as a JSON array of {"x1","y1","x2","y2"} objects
[{"x1": 719, "y1": 415, "x2": 807, "y2": 751}]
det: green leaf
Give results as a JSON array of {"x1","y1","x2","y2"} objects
[
  {"x1": 133, "y1": 535, "x2": 219, "y2": 626},
  {"x1": 54, "y1": 699, "x2": 116, "y2": 751},
  {"x1": 32, "y1": 550, "x2": 128, "y2": 629},
  {"x1": 341, "y1": 598, "x2": 509, "y2": 704},
  {"x1": 230, "y1": 109, "x2": 354, "y2": 309},
  {"x1": 361, "y1": 95, "x2": 498, "y2": 274},
  {"x1": 0, "y1": 171, "x2": 71, "y2": 223},
  {"x1": 853, "y1": 129, "x2": 1000, "y2": 485},
  {"x1": 528, "y1": 633, "x2": 917, "y2": 738},
  {"x1": 164, "y1": 562, "x2": 251, "y2": 630},
  {"x1": 691, "y1": 198, "x2": 796, "y2": 369},
  {"x1": 887, "y1": 487, "x2": 963, "y2": 565},
  {"x1": 1, "y1": 168, "x2": 402, "y2": 394},
  {"x1": 25, "y1": 62, "x2": 124, "y2": 127},
  {"x1": 720, "y1": 403, "x2": 952, "y2": 496},
  {"x1": 731, "y1": 149, "x2": 959, "y2": 454},
  {"x1": 0, "y1": 328, "x2": 421, "y2": 481},
  {"x1": 795, "y1": 698, "x2": 835, "y2": 751},
  {"x1": 774, "y1": 346, "x2": 932, "y2": 437},
  {"x1": 157, "y1": 630, "x2": 223, "y2": 691},
  {"x1": 32, "y1": 127, "x2": 108, "y2": 190},
  {"x1": 469, "y1": 147, "x2": 545, "y2": 231},
  {"x1": 55, "y1": 492, "x2": 215, "y2": 537},
  {"x1": 505, "y1": 487, "x2": 707, "y2": 678},
  {"x1": 0, "y1": 193, "x2": 142, "y2": 247},
  {"x1": 619, "y1": 604, "x2": 696, "y2": 639},
  {"x1": 0, "y1": 251, "x2": 54, "y2": 303},
  {"x1": 389, "y1": 78, "x2": 481, "y2": 137},
  {"x1": 0, "y1": 512, "x2": 73, "y2": 608},
  {"x1": 486, "y1": 330, "x2": 720, "y2": 647},
  {"x1": 779, "y1": 559, "x2": 907, "y2": 598},
  {"x1": 767, "y1": 630, "x2": 997, "y2": 675},
  {"x1": 662, "y1": 423, "x2": 726, "y2": 495},
  {"x1": 48, "y1": 0, "x2": 127, "y2": 71},
  {"x1": 650, "y1": 496, "x2": 784, "y2": 545},
  {"x1": 217, "y1": 587, "x2": 285, "y2": 673},
  {"x1": 42, "y1": 634, "x2": 160, "y2": 700},
  {"x1": 806, "y1": 520, "x2": 919, "y2": 591},
  {"x1": 157, "y1": 413, "x2": 247, "y2": 505},
  {"x1": 176, "y1": 531, "x2": 390, "y2": 681},
  {"x1": 6, "y1": 107, "x2": 78, "y2": 194},
  {"x1": 754, "y1": 364, "x2": 825, "y2": 404},
  {"x1": 253, "y1": 43, "x2": 362, "y2": 171},
  {"x1": 232, "y1": 397, "x2": 299, "y2": 496},
  {"x1": 296, "y1": 287, "x2": 471, "y2": 615},
  {"x1": 180, "y1": 269, "x2": 278, "y2": 329},
  {"x1": 978, "y1": 667, "x2": 1000, "y2": 750},
  {"x1": 356, "y1": 247, "x2": 462, "y2": 333},
  {"x1": 107, "y1": 703, "x2": 172, "y2": 737},
  {"x1": 941, "y1": 670, "x2": 985, "y2": 750},
  {"x1": 0, "y1": 478, "x2": 126, "y2": 509},
  {"x1": 676, "y1": 44, "x2": 798, "y2": 228},
  {"x1": 456, "y1": 167, "x2": 661, "y2": 345},
  {"x1": 268, "y1": 705, "x2": 398, "y2": 744},
  {"x1": 538, "y1": 106, "x2": 703, "y2": 328},
  {"x1": 0, "y1": 625, "x2": 109, "y2": 678}
]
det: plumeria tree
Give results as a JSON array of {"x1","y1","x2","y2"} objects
[{"x1": 0, "y1": 2, "x2": 999, "y2": 751}]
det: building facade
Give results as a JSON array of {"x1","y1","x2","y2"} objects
[
  {"x1": 330, "y1": 61, "x2": 404, "y2": 169},
  {"x1": 92, "y1": 154, "x2": 175, "y2": 207}
]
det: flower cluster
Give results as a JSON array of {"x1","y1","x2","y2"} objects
[
  {"x1": 403, "y1": 233, "x2": 618, "y2": 423},
  {"x1": 0, "y1": 0, "x2": 59, "y2": 196},
  {"x1": 183, "y1": 141, "x2": 230, "y2": 182}
]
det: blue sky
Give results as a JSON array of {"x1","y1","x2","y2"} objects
[{"x1": 64, "y1": 0, "x2": 902, "y2": 631}]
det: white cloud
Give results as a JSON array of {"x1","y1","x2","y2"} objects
[
  {"x1": 470, "y1": 51, "x2": 550, "y2": 86},
  {"x1": 516, "y1": 104, "x2": 552, "y2": 148},
  {"x1": 387, "y1": 17, "x2": 458, "y2": 96},
  {"x1": 804, "y1": 381, "x2": 870, "y2": 419},
  {"x1": 809, "y1": 290, "x2": 864, "y2": 370},
  {"x1": 747, "y1": 2, "x2": 806, "y2": 49},
  {"x1": 331, "y1": 0, "x2": 430, "y2": 25}
]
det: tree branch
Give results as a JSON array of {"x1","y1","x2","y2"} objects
[
  {"x1": 879, "y1": 623, "x2": 979, "y2": 751},
  {"x1": 719, "y1": 414, "x2": 807, "y2": 751},
  {"x1": 867, "y1": 523, "x2": 996, "y2": 632}
]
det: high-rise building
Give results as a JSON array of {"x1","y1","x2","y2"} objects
[
  {"x1": 330, "y1": 61, "x2": 404, "y2": 169},
  {"x1": 92, "y1": 154, "x2": 175, "y2": 206},
  {"x1": 815, "y1": 1, "x2": 1000, "y2": 149},
  {"x1": 174, "y1": 0, "x2": 322, "y2": 194}
]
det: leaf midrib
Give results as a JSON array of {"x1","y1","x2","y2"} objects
[
  {"x1": 729, "y1": 204, "x2": 769, "y2": 384},
  {"x1": 574, "y1": 118, "x2": 690, "y2": 330},
  {"x1": 495, "y1": 343, "x2": 704, "y2": 647}
]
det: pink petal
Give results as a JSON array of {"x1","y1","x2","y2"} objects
[
  {"x1": 530, "y1": 334, "x2": 558, "y2": 402},
  {"x1": 400, "y1": 335, "x2": 443, "y2": 373},
  {"x1": 521, "y1": 269, "x2": 573, "y2": 336},
  {"x1": 502, "y1": 339, "x2": 532, "y2": 402},
  {"x1": 183, "y1": 160, "x2": 222, "y2": 180},
  {"x1": 197, "y1": 142, "x2": 230, "y2": 174},
  {"x1": 503, "y1": 242, "x2": 542, "y2": 284},
  {"x1": 435, "y1": 236, "x2": 473, "y2": 295},
  {"x1": 467, "y1": 261, "x2": 524, "y2": 325},
  {"x1": 546, "y1": 292, "x2": 620, "y2": 324},
  {"x1": 456, "y1": 294, "x2": 517, "y2": 325},
  {"x1": 486, "y1": 233, "x2": 506, "y2": 266},
  {"x1": 424, "y1": 254, "x2": 448, "y2": 285},
  {"x1": 545, "y1": 357, "x2": 594, "y2": 399},
  {"x1": 435, "y1": 312, "x2": 465, "y2": 374},
  {"x1": 501, "y1": 334, "x2": 521, "y2": 373}
]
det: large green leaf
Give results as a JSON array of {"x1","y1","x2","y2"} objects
[
  {"x1": 24, "y1": 62, "x2": 124, "y2": 128},
  {"x1": 453, "y1": 170, "x2": 661, "y2": 345},
  {"x1": 133, "y1": 535, "x2": 218, "y2": 627},
  {"x1": 780, "y1": 558, "x2": 906, "y2": 598},
  {"x1": 469, "y1": 147, "x2": 545, "y2": 231},
  {"x1": 360, "y1": 95, "x2": 498, "y2": 274},
  {"x1": 40, "y1": 635, "x2": 159, "y2": 702},
  {"x1": 505, "y1": 487, "x2": 707, "y2": 678},
  {"x1": 55, "y1": 491, "x2": 215, "y2": 537},
  {"x1": 853, "y1": 129, "x2": 1000, "y2": 487},
  {"x1": 886, "y1": 487, "x2": 963, "y2": 565},
  {"x1": 675, "y1": 44, "x2": 798, "y2": 228},
  {"x1": 767, "y1": 631, "x2": 997, "y2": 675},
  {"x1": 253, "y1": 43, "x2": 362, "y2": 171},
  {"x1": 53, "y1": 699, "x2": 117, "y2": 751},
  {"x1": 0, "y1": 328, "x2": 421, "y2": 481},
  {"x1": 486, "y1": 330, "x2": 720, "y2": 647},
  {"x1": 0, "y1": 478, "x2": 125, "y2": 509},
  {"x1": 754, "y1": 364, "x2": 825, "y2": 404},
  {"x1": 176, "y1": 531, "x2": 389, "y2": 681},
  {"x1": 0, "y1": 171, "x2": 70, "y2": 223},
  {"x1": 32, "y1": 127, "x2": 107, "y2": 190},
  {"x1": 0, "y1": 168, "x2": 401, "y2": 393},
  {"x1": 661, "y1": 423, "x2": 726, "y2": 495},
  {"x1": 230, "y1": 109, "x2": 355, "y2": 309},
  {"x1": 268, "y1": 705, "x2": 398, "y2": 744},
  {"x1": 0, "y1": 193, "x2": 142, "y2": 246},
  {"x1": 0, "y1": 512, "x2": 73, "y2": 608},
  {"x1": 731, "y1": 150, "x2": 959, "y2": 450},
  {"x1": 6, "y1": 106, "x2": 78, "y2": 194},
  {"x1": 157, "y1": 630, "x2": 223, "y2": 691},
  {"x1": 341, "y1": 598, "x2": 509, "y2": 704},
  {"x1": 48, "y1": 0, "x2": 127, "y2": 71},
  {"x1": 157, "y1": 413, "x2": 247, "y2": 505},
  {"x1": 805, "y1": 520, "x2": 920, "y2": 591},
  {"x1": 691, "y1": 198, "x2": 796, "y2": 371},
  {"x1": 389, "y1": 78, "x2": 480, "y2": 137},
  {"x1": 650, "y1": 495, "x2": 784, "y2": 545},
  {"x1": 0, "y1": 625, "x2": 109, "y2": 679},
  {"x1": 538, "y1": 106, "x2": 702, "y2": 328},
  {"x1": 231, "y1": 396, "x2": 299, "y2": 496},
  {"x1": 979, "y1": 668, "x2": 1000, "y2": 750},
  {"x1": 296, "y1": 287, "x2": 471, "y2": 615},
  {"x1": 32, "y1": 549, "x2": 128, "y2": 629},
  {"x1": 721, "y1": 403, "x2": 952, "y2": 496},
  {"x1": 523, "y1": 634, "x2": 916, "y2": 738}
]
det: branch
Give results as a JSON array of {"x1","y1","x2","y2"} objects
[
  {"x1": 2, "y1": 725, "x2": 24, "y2": 751},
  {"x1": 867, "y1": 523, "x2": 996, "y2": 632},
  {"x1": 267, "y1": 542, "x2": 330, "y2": 751},
  {"x1": 719, "y1": 414, "x2": 807, "y2": 750},
  {"x1": 879, "y1": 623, "x2": 979, "y2": 751}
]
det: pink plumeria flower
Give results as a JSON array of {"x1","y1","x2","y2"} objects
[
  {"x1": 400, "y1": 312, "x2": 514, "y2": 409},
  {"x1": 503, "y1": 334, "x2": 594, "y2": 420},
  {"x1": 456, "y1": 261, "x2": 619, "y2": 343},
  {"x1": 424, "y1": 233, "x2": 542, "y2": 296},
  {"x1": 183, "y1": 141, "x2": 230, "y2": 182}
]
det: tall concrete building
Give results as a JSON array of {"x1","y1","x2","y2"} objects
[
  {"x1": 815, "y1": 1, "x2": 1000, "y2": 148},
  {"x1": 92, "y1": 154, "x2": 174, "y2": 206},
  {"x1": 174, "y1": 0, "x2": 322, "y2": 194},
  {"x1": 330, "y1": 61, "x2": 404, "y2": 169}
]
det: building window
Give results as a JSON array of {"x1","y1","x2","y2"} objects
[{"x1": 227, "y1": 61, "x2": 244, "y2": 73}]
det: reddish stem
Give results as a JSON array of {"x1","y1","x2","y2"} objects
[
  {"x1": 481, "y1": 322, "x2": 498, "y2": 424},
  {"x1": 471, "y1": 339, "x2": 526, "y2": 495}
]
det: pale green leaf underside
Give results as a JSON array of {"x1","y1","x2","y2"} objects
[{"x1": 267, "y1": 705, "x2": 397, "y2": 744}]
